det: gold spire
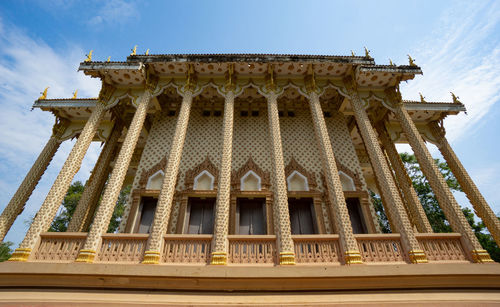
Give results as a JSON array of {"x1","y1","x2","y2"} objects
[
  {"x1": 38, "y1": 87, "x2": 49, "y2": 100},
  {"x1": 107, "y1": 56, "x2": 111, "y2": 62},
  {"x1": 131, "y1": 45, "x2": 137, "y2": 56},
  {"x1": 408, "y1": 54, "x2": 417, "y2": 66},
  {"x1": 84, "y1": 50, "x2": 93, "y2": 62},
  {"x1": 72, "y1": 90, "x2": 78, "y2": 99},
  {"x1": 419, "y1": 92, "x2": 426, "y2": 103},
  {"x1": 450, "y1": 92, "x2": 461, "y2": 104},
  {"x1": 145, "y1": 49, "x2": 149, "y2": 55}
]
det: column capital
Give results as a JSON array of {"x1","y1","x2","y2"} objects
[
  {"x1": 144, "y1": 65, "x2": 159, "y2": 93},
  {"x1": 98, "y1": 83, "x2": 116, "y2": 104},
  {"x1": 384, "y1": 86, "x2": 404, "y2": 106},
  {"x1": 51, "y1": 117, "x2": 70, "y2": 139},
  {"x1": 183, "y1": 63, "x2": 197, "y2": 92},
  {"x1": 225, "y1": 63, "x2": 237, "y2": 92}
]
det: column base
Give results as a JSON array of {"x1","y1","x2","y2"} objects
[
  {"x1": 409, "y1": 250, "x2": 428, "y2": 263},
  {"x1": 210, "y1": 252, "x2": 227, "y2": 265},
  {"x1": 75, "y1": 249, "x2": 96, "y2": 263},
  {"x1": 471, "y1": 249, "x2": 494, "y2": 263},
  {"x1": 142, "y1": 251, "x2": 160, "y2": 264},
  {"x1": 8, "y1": 248, "x2": 31, "y2": 262},
  {"x1": 279, "y1": 252, "x2": 295, "y2": 265},
  {"x1": 345, "y1": 250, "x2": 363, "y2": 264}
]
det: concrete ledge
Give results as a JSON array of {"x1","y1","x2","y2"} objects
[{"x1": 0, "y1": 262, "x2": 499, "y2": 292}]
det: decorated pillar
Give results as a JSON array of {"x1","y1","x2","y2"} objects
[
  {"x1": 386, "y1": 87, "x2": 492, "y2": 262},
  {"x1": 304, "y1": 69, "x2": 361, "y2": 264},
  {"x1": 429, "y1": 121, "x2": 500, "y2": 247},
  {"x1": 0, "y1": 118, "x2": 69, "y2": 241},
  {"x1": 211, "y1": 67, "x2": 235, "y2": 265},
  {"x1": 142, "y1": 67, "x2": 196, "y2": 264},
  {"x1": 344, "y1": 76, "x2": 426, "y2": 263},
  {"x1": 67, "y1": 120, "x2": 123, "y2": 232},
  {"x1": 9, "y1": 84, "x2": 113, "y2": 261},
  {"x1": 376, "y1": 123, "x2": 433, "y2": 233},
  {"x1": 263, "y1": 65, "x2": 295, "y2": 265},
  {"x1": 76, "y1": 80, "x2": 154, "y2": 263}
]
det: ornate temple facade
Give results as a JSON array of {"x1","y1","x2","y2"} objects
[{"x1": 0, "y1": 52, "x2": 499, "y2": 305}]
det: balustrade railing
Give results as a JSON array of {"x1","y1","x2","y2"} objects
[
  {"x1": 416, "y1": 233, "x2": 468, "y2": 262},
  {"x1": 96, "y1": 233, "x2": 148, "y2": 263},
  {"x1": 293, "y1": 235, "x2": 341, "y2": 264},
  {"x1": 355, "y1": 234, "x2": 405, "y2": 263},
  {"x1": 228, "y1": 235, "x2": 276, "y2": 264},
  {"x1": 32, "y1": 232, "x2": 86, "y2": 262},
  {"x1": 162, "y1": 234, "x2": 212, "y2": 264}
]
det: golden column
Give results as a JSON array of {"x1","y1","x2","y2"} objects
[
  {"x1": 67, "y1": 121, "x2": 123, "y2": 232},
  {"x1": 0, "y1": 117, "x2": 68, "y2": 241},
  {"x1": 304, "y1": 68, "x2": 362, "y2": 264},
  {"x1": 9, "y1": 85, "x2": 113, "y2": 261},
  {"x1": 142, "y1": 68, "x2": 196, "y2": 264},
  {"x1": 211, "y1": 67, "x2": 235, "y2": 265},
  {"x1": 264, "y1": 65, "x2": 295, "y2": 265},
  {"x1": 429, "y1": 121, "x2": 500, "y2": 247},
  {"x1": 387, "y1": 87, "x2": 492, "y2": 263},
  {"x1": 343, "y1": 76, "x2": 426, "y2": 263},
  {"x1": 76, "y1": 80, "x2": 154, "y2": 263},
  {"x1": 376, "y1": 123, "x2": 433, "y2": 233}
]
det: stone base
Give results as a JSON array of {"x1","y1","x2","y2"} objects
[
  {"x1": 471, "y1": 249, "x2": 494, "y2": 263},
  {"x1": 210, "y1": 252, "x2": 227, "y2": 265},
  {"x1": 279, "y1": 252, "x2": 295, "y2": 265},
  {"x1": 7, "y1": 248, "x2": 31, "y2": 262},
  {"x1": 75, "y1": 249, "x2": 96, "y2": 263},
  {"x1": 409, "y1": 249, "x2": 428, "y2": 263},
  {"x1": 344, "y1": 250, "x2": 363, "y2": 264},
  {"x1": 142, "y1": 251, "x2": 160, "y2": 264}
]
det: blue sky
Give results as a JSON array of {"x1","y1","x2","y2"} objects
[{"x1": 0, "y1": 0, "x2": 499, "y2": 245}]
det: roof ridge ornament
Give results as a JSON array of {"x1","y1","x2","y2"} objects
[
  {"x1": 84, "y1": 50, "x2": 93, "y2": 62},
  {"x1": 364, "y1": 47, "x2": 372, "y2": 59},
  {"x1": 38, "y1": 87, "x2": 49, "y2": 100},
  {"x1": 131, "y1": 45, "x2": 137, "y2": 56},
  {"x1": 72, "y1": 89, "x2": 78, "y2": 99},
  {"x1": 450, "y1": 92, "x2": 461, "y2": 104},
  {"x1": 419, "y1": 92, "x2": 426, "y2": 103},
  {"x1": 389, "y1": 59, "x2": 395, "y2": 66},
  {"x1": 107, "y1": 56, "x2": 111, "y2": 62},
  {"x1": 408, "y1": 54, "x2": 417, "y2": 67},
  {"x1": 351, "y1": 50, "x2": 355, "y2": 56},
  {"x1": 145, "y1": 49, "x2": 149, "y2": 55}
]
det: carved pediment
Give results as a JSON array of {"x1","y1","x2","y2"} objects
[
  {"x1": 139, "y1": 157, "x2": 167, "y2": 189},
  {"x1": 285, "y1": 157, "x2": 318, "y2": 190},
  {"x1": 184, "y1": 156, "x2": 219, "y2": 190},
  {"x1": 232, "y1": 157, "x2": 270, "y2": 190}
]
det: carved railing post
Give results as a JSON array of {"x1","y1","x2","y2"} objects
[{"x1": 0, "y1": 118, "x2": 69, "y2": 241}]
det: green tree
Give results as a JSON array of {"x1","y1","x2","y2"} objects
[
  {"x1": 49, "y1": 181, "x2": 130, "y2": 233},
  {"x1": 372, "y1": 153, "x2": 500, "y2": 262},
  {"x1": 0, "y1": 241, "x2": 13, "y2": 262}
]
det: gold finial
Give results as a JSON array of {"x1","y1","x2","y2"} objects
[
  {"x1": 419, "y1": 92, "x2": 426, "y2": 103},
  {"x1": 84, "y1": 50, "x2": 93, "y2": 62},
  {"x1": 408, "y1": 54, "x2": 416, "y2": 66},
  {"x1": 450, "y1": 92, "x2": 461, "y2": 104},
  {"x1": 351, "y1": 50, "x2": 355, "y2": 56},
  {"x1": 389, "y1": 59, "x2": 394, "y2": 66},
  {"x1": 107, "y1": 56, "x2": 111, "y2": 62},
  {"x1": 72, "y1": 89, "x2": 78, "y2": 99},
  {"x1": 131, "y1": 45, "x2": 137, "y2": 56},
  {"x1": 145, "y1": 49, "x2": 150, "y2": 55},
  {"x1": 38, "y1": 87, "x2": 49, "y2": 100},
  {"x1": 364, "y1": 47, "x2": 371, "y2": 58}
]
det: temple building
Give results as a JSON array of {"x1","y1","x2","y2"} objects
[{"x1": 0, "y1": 51, "x2": 499, "y2": 305}]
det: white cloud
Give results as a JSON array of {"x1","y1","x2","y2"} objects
[
  {"x1": 0, "y1": 20, "x2": 101, "y2": 245},
  {"x1": 400, "y1": 1, "x2": 500, "y2": 142},
  {"x1": 88, "y1": 0, "x2": 139, "y2": 26}
]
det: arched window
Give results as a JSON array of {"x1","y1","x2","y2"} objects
[
  {"x1": 241, "y1": 170, "x2": 261, "y2": 191},
  {"x1": 339, "y1": 171, "x2": 355, "y2": 191},
  {"x1": 146, "y1": 170, "x2": 164, "y2": 190},
  {"x1": 193, "y1": 170, "x2": 215, "y2": 190},
  {"x1": 287, "y1": 170, "x2": 309, "y2": 191}
]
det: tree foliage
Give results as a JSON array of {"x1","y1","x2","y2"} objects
[
  {"x1": 372, "y1": 153, "x2": 500, "y2": 262},
  {"x1": 49, "y1": 181, "x2": 130, "y2": 233},
  {"x1": 0, "y1": 241, "x2": 13, "y2": 262}
]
